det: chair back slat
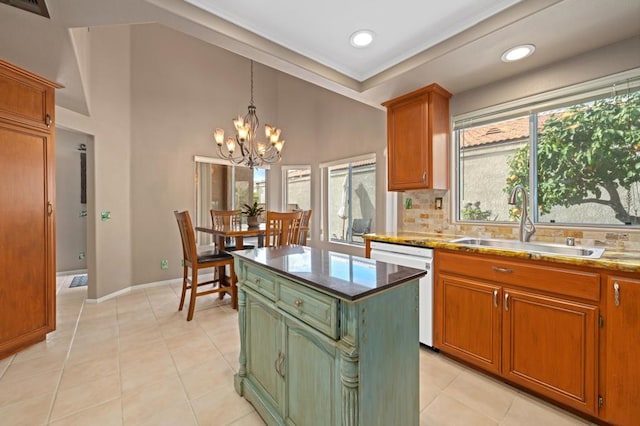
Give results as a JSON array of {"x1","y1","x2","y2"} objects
[
  {"x1": 174, "y1": 210, "x2": 197, "y2": 264},
  {"x1": 297, "y1": 209, "x2": 312, "y2": 245},
  {"x1": 265, "y1": 211, "x2": 303, "y2": 247},
  {"x1": 210, "y1": 209, "x2": 242, "y2": 228}
]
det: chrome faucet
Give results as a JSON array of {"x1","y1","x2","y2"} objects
[{"x1": 508, "y1": 185, "x2": 536, "y2": 242}]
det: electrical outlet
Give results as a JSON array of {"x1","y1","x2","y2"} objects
[
  {"x1": 161, "y1": 259, "x2": 169, "y2": 270},
  {"x1": 181, "y1": 259, "x2": 184, "y2": 267},
  {"x1": 78, "y1": 251, "x2": 85, "y2": 260}
]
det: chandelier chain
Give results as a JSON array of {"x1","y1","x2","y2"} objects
[{"x1": 250, "y1": 60, "x2": 254, "y2": 106}]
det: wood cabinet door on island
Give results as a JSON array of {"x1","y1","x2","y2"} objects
[{"x1": 382, "y1": 83, "x2": 452, "y2": 191}]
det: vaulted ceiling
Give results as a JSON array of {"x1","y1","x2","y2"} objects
[{"x1": 0, "y1": 0, "x2": 638, "y2": 115}]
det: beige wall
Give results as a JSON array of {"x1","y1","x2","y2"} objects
[{"x1": 56, "y1": 25, "x2": 133, "y2": 299}]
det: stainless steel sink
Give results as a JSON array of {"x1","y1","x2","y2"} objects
[{"x1": 449, "y1": 237, "x2": 605, "y2": 259}]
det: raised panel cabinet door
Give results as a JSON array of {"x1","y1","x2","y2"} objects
[
  {"x1": 436, "y1": 273, "x2": 502, "y2": 374},
  {"x1": 386, "y1": 96, "x2": 429, "y2": 191},
  {"x1": 246, "y1": 293, "x2": 283, "y2": 410},
  {"x1": 0, "y1": 123, "x2": 55, "y2": 353},
  {"x1": 502, "y1": 289, "x2": 598, "y2": 415},
  {"x1": 0, "y1": 61, "x2": 56, "y2": 130},
  {"x1": 603, "y1": 276, "x2": 640, "y2": 426},
  {"x1": 283, "y1": 317, "x2": 339, "y2": 426}
]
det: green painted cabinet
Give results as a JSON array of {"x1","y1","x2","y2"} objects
[{"x1": 233, "y1": 247, "x2": 423, "y2": 426}]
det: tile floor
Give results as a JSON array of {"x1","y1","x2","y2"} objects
[{"x1": 0, "y1": 275, "x2": 595, "y2": 425}]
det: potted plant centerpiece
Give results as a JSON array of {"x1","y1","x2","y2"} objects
[{"x1": 242, "y1": 201, "x2": 265, "y2": 228}]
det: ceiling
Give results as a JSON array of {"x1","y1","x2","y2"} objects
[{"x1": 0, "y1": 0, "x2": 638, "y2": 115}]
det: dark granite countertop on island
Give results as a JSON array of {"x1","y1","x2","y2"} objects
[{"x1": 231, "y1": 245, "x2": 427, "y2": 301}]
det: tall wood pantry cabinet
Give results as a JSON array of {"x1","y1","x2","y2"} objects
[
  {"x1": 0, "y1": 59, "x2": 61, "y2": 359},
  {"x1": 382, "y1": 83, "x2": 452, "y2": 191}
]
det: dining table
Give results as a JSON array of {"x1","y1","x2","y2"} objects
[{"x1": 196, "y1": 222, "x2": 266, "y2": 251}]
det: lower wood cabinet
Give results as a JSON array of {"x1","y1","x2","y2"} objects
[
  {"x1": 437, "y1": 274, "x2": 501, "y2": 374},
  {"x1": 235, "y1": 257, "x2": 420, "y2": 425},
  {"x1": 502, "y1": 288, "x2": 597, "y2": 414},
  {"x1": 602, "y1": 276, "x2": 640, "y2": 426},
  {"x1": 435, "y1": 250, "x2": 600, "y2": 417}
]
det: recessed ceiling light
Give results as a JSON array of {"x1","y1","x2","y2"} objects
[
  {"x1": 350, "y1": 30, "x2": 374, "y2": 48},
  {"x1": 501, "y1": 44, "x2": 536, "y2": 62}
]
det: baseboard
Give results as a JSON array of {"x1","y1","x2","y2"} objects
[
  {"x1": 57, "y1": 269, "x2": 88, "y2": 276},
  {"x1": 85, "y1": 277, "x2": 184, "y2": 304}
]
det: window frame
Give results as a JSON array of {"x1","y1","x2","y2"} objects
[
  {"x1": 319, "y1": 153, "x2": 377, "y2": 247},
  {"x1": 452, "y1": 68, "x2": 640, "y2": 229}
]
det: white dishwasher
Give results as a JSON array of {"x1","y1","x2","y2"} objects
[{"x1": 369, "y1": 241, "x2": 434, "y2": 348}]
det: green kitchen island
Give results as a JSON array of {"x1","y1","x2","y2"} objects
[{"x1": 232, "y1": 245, "x2": 427, "y2": 426}]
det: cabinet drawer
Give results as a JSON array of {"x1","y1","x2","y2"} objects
[
  {"x1": 242, "y1": 265, "x2": 277, "y2": 301},
  {"x1": 437, "y1": 251, "x2": 600, "y2": 301},
  {"x1": 277, "y1": 280, "x2": 339, "y2": 339}
]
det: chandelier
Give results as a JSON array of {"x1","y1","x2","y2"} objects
[{"x1": 213, "y1": 60, "x2": 285, "y2": 168}]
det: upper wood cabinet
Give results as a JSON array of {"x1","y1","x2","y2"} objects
[
  {"x1": 0, "y1": 59, "x2": 60, "y2": 359},
  {"x1": 382, "y1": 83, "x2": 452, "y2": 191}
]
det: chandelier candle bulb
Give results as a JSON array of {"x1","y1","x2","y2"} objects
[{"x1": 214, "y1": 128, "x2": 225, "y2": 145}]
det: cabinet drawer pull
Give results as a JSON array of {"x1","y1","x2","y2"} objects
[
  {"x1": 274, "y1": 352, "x2": 285, "y2": 378},
  {"x1": 422, "y1": 172, "x2": 426, "y2": 184},
  {"x1": 493, "y1": 290, "x2": 498, "y2": 308},
  {"x1": 492, "y1": 266, "x2": 514, "y2": 273},
  {"x1": 294, "y1": 299, "x2": 303, "y2": 308},
  {"x1": 504, "y1": 293, "x2": 509, "y2": 311},
  {"x1": 614, "y1": 282, "x2": 620, "y2": 307},
  {"x1": 45, "y1": 114, "x2": 52, "y2": 128},
  {"x1": 47, "y1": 202, "x2": 53, "y2": 216},
  {"x1": 255, "y1": 278, "x2": 261, "y2": 285}
]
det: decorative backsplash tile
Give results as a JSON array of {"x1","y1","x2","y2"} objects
[{"x1": 399, "y1": 190, "x2": 640, "y2": 250}]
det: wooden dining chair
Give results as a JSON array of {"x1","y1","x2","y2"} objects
[
  {"x1": 297, "y1": 209, "x2": 313, "y2": 245},
  {"x1": 265, "y1": 210, "x2": 303, "y2": 247},
  {"x1": 174, "y1": 210, "x2": 237, "y2": 320},
  {"x1": 209, "y1": 209, "x2": 256, "y2": 251}
]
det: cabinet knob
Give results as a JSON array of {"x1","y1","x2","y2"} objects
[
  {"x1": 45, "y1": 114, "x2": 52, "y2": 128},
  {"x1": 294, "y1": 299, "x2": 303, "y2": 308},
  {"x1": 613, "y1": 282, "x2": 620, "y2": 307},
  {"x1": 255, "y1": 278, "x2": 261, "y2": 285},
  {"x1": 47, "y1": 202, "x2": 53, "y2": 216}
]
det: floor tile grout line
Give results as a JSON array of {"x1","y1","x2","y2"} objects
[
  {"x1": 144, "y1": 287, "x2": 201, "y2": 426},
  {"x1": 45, "y1": 279, "x2": 88, "y2": 425}
]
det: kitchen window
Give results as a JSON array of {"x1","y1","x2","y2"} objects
[
  {"x1": 320, "y1": 154, "x2": 376, "y2": 246},
  {"x1": 455, "y1": 70, "x2": 640, "y2": 227}
]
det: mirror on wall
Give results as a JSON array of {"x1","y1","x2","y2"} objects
[{"x1": 194, "y1": 156, "x2": 268, "y2": 243}]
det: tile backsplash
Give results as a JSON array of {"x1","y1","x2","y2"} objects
[{"x1": 400, "y1": 190, "x2": 640, "y2": 250}]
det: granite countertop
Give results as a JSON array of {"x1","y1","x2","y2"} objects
[
  {"x1": 365, "y1": 232, "x2": 640, "y2": 274},
  {"x1": 232, "y1": 245, "x2": 427, "y2": 301}
]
